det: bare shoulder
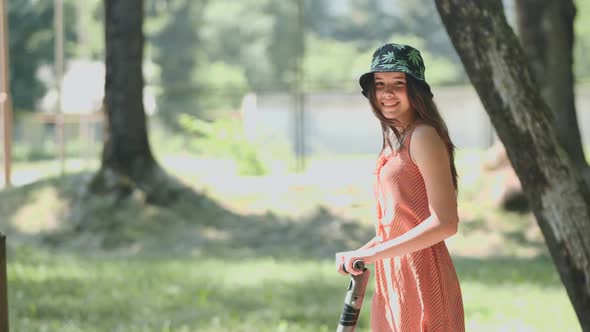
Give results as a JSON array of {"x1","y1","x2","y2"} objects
[
  {"x1": 409, "y1": 123, "x2": 448, "y2": 164},
  {"x1": 412, "y1": 123, "x2": 441, "y2": 143}
]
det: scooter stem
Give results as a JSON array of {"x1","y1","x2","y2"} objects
[{"x1": 336, "y1": 260, "x2": 370, "y2": 332}]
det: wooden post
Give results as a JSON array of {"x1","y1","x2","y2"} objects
[
  {"x1": 0, "y1": 233, "x2": 8, "y2": 332},
  {"x1": 0, "y1": 0, "x2": 12, "y2": 188}
]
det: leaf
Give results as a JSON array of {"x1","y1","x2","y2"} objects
[
  {"x1": 371, "y1": 56, "x2": 381, "y2": 68},
  {"x1": 396, "y1": 59, "x2": 409, "y2": 67},
  {"x1": 384, "y1": 63, "x2": 410, "y2": 72},
  {"x1": 408, "y1": 50, "x2": 421, "y2": 66},
  {"x1": 399, "y1": 66, "x2": 411, "y2": 72},
  {"x1": 382, "y1": 51, "x2": 396, "y2": 63}
]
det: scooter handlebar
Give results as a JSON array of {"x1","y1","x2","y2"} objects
[{"x1": 342, "y1": 260, "x2": 365, "y2": 273}]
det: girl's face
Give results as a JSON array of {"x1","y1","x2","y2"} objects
[{"x1": 374, "y1": 72, "x2": 413, "y2": 123}]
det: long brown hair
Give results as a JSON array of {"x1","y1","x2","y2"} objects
[{"x1": 367, "y1": 74, "x2": 458, "y2": 190}]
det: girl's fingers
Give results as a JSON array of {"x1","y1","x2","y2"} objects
[
  {"x1": 336, "y1": 252, "x2": 364, "y2": 275},
  {"x1": 336, "y1": 253, "x2": 346, "y2": 274}
]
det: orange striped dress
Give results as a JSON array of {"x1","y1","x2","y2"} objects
[{"x1": 371, "y1": 125, "x2": 464, "y2": 332}]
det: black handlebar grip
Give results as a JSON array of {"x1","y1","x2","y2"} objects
[{"x1": 342, "y1": 260, "x2": 365, "y2": 273}]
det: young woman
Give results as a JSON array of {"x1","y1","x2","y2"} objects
[{"x1": 336, "y1": 43, "x2": 465, "y2": 331}]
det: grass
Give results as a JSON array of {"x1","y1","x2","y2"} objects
[
  {"x1": 0, "y1": 149, "x2": 582, "y2": 331},
  {"x1": 7, "y1": 250, "x2": 576, "y2": 332}
]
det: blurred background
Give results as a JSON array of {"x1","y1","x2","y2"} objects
[{"x1": 1, "y1": 0, "x2": 589, "y2": 331}]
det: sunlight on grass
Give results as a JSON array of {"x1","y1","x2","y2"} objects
[
  {"x1": 7, "y1": 247, "x2": 580, "y2": 332},
  {"x1": 11, "y1": 186, "x2": 64, "y2": 234},
  {"x1": 462, "y1": 283, "x2": 576, "y2": 332}
]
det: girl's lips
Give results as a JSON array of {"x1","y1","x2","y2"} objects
[{"x1": 382, "y1": 101, "x2": 399, "y2": 107}]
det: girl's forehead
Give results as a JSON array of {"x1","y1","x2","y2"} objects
[{"x1": 374, "y1": 72, "x2": 406, "y2": 79}]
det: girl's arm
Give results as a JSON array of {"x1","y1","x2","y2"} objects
[
  {"x1": 354, "y1": 125, "x2": 459, "y2": 266},
  {"x1": 359, "y1": 235, "x2": 382, "y2": 250}
]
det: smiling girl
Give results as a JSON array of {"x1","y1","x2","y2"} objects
[{"x1": 336, "y1": 43, "x2": 465, "y2": 332}]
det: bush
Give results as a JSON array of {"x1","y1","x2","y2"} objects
[{"x1": 178, "y1": 114, "x2": 267, "y2": 176}]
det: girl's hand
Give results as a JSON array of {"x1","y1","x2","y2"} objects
[
  {"x1": 335, "y1": 251, "x2": 354, "y2": 276},
  {"x1": 335, "y1": 249, "x2": 375, "y2": 276}
]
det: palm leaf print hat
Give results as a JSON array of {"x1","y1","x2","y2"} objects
[{"x1": 359, "y1": 43, "x2": 432, "y2": 98}]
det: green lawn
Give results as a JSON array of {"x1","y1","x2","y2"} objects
[
  {"x1": 0, "y1": 150, "x2": 582, "y2": 331},
  {"x1": 7, "y1": 249, "x2": 577, "y2": 332}
]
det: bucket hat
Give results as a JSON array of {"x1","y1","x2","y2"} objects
[{"x1": 359, "y1": 43, "x2": 432, "y2": 98}]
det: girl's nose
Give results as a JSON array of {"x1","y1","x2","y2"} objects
[{"x1": 384, "y1": 86, "x2": 396, "y2": 96}]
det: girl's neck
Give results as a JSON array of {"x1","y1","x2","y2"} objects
[
  {"x1": 396, "y1": 118, "x2": 417, "y2": 134},
  {"x1": 394, "y1": 113, "x2": 417, "y2": 132}
]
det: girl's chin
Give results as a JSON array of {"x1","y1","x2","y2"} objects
[
  {"x1": 380, "y1": 109, "x2": 398, "y2": 118},
  {"x1": 380, "y1": 106, "x2": 398, "y2": 113}
]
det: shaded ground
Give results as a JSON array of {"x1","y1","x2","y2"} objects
[
  {"x1": 0, "y1": 153, "x2": 547, "y2": 260},
  {"x1": 0, "y1": 171, "x2": 374, "y2": 260}
]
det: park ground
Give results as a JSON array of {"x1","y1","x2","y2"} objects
[{"x1": 0, "y1": 147, "x2": 585, "y2": 332}]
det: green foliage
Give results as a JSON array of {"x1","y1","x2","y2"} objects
[
  {"x1": 575, "y1": 0, "x2": 590, "y2": 82},
  {"x1": 7, "y1": 0, "x2": 472, "y2": 119},
  {"x1": 197, "y1": 62, "x2": 249, "y2": 114},
  {"x1": 327, "y1": 0, "x2": 396, "y2": 48},
  {"x1": 149, "y1": 0, "x2": 303, "y2": 125},
  {"x1": 178, "y1": 114, "x2": 267, "y2": 176},
  {"x1": 149, "y1": 1, "x2": 205, "y2": 127},
  {"x1": 301, "y1": 32, "x2": 463, "y2": 90},
  {"x1": 13, "y1": 0, "x2": 554, "y2": 122},
  {"x1": 11, "y1": 137, "x2": 99, "y2": 163},
  {"x1": 7, "y1": 0, "x2": 78, "y2": 112},
  {"x1": 266, "y1": 1, "x2": 303, "y2": 90},
  {"x1": 388, "y1": 35, "x2": 462, "y2": 85},
  {"x1": 69, "y1": 0, "x2": 103, "y2": 60},
  {"x1": 302, "y1": 35, "x2": 360, "y2": 91},
  {"x1": 199, "y1": 0, "x2": 275, "y2": 90},
  {"x1": 145, "y1": 0, "x2": 470, "y2": 129}
]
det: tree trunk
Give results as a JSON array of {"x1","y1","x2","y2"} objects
[
  {"x1": 90, "y1": 0, "x2": 175, "y2": 205},
  {"x1": 515, "y1": 0, "x2": 588, "y2": 176},
  {"x1": 434, "y1": 0, "x2": 590, "y2": 330}
]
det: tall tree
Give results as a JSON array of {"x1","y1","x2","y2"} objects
[
  {"x1": 515, "y1": 0, "x2": 589, "y2": 179},
  {"x1": 434, "y1": 0, "x2": 590, "y2": 330},
  {"x1": 90, "y1": 0, "x2": 173, "y2": 204}
]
